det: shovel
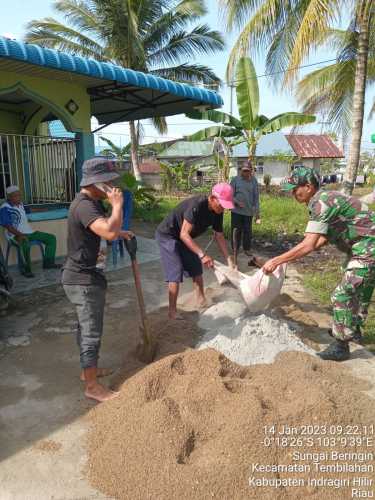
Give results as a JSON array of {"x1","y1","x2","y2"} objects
[
  {"x1": 232, "y1": 227, "x2": 239, "y2": 268},
  {"x1": 124, "y1": 236, "x2": 157, "y2": 363}
]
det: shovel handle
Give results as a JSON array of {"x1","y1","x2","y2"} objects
[{"x1": 124, "y1": 236, "x2": 138, "y2": 261}]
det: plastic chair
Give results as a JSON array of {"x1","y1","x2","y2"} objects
[
  {"x1": 6, "y1": 238, "x2": 45, "y2": 273},
  {"x1": 112, "y1": 190, "x2": 133, "y2": 266}
]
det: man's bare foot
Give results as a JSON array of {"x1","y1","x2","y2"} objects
[
  {"x1": 80, "y1": 367, "x2": 114, "y2": 381},
  {"x1": 84, "y1": 382, "x2": 120, "y2": 403},
  {"x1": 168, "y1": 312, "x2": 185, "y2": 321},
  {"x1": 196, "y1": 296, "x2": 212, "y2": 311}
]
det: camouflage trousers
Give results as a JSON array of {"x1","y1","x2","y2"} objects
[{"x1": 331, "y1": 239, "x2": 375, "y2": 341}]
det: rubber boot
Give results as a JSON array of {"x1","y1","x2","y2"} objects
[
  {"x1": 327, "y1": 326, "x2": 364, "y2": 346},
  {"x1": 318, "y1": 339, "x2": 350, "y2": 361},
  {"x1": 351, "y1": 326, "x2": 364, "y2": 346}
]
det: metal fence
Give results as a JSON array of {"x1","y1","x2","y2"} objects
[{"x1": 0, "y1": 134, "x2": 76, "y2": 204}]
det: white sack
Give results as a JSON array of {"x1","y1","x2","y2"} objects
[{"x1": 239, "y1": 265, "x2": 286, "y2": 312}]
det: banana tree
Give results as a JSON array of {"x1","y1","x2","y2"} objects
[
  {"x1": 185, "y1": 57, "x2": 316, "y2": 162},
  {"x1": 99, "y1": 137, "x2": 131, "y2": 167}
]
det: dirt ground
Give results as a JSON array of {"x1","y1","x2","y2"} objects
[{"x1": 0, "y1": 224, "x2": 374, "y2": 500}]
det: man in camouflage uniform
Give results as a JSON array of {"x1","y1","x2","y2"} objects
[{"x1": 263, "y1": 166, "x2": 375, "y2": 361}]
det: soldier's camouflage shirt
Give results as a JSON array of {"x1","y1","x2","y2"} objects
[{"x1": 306, "y1": 190, "x2": 375, "y2": 255}]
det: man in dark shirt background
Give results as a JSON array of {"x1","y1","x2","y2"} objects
[
  {"x1": 156, "y1": 183, "x2": 235, "y2": 320},
  {"x1": 62, "y1": 158, "x2": 133, "y2": 403}
]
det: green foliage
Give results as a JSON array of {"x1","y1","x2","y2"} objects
[
  {"x1": 366, "y1": 173, "x2": 375, "y2": 187},
  {"x1": 99, "y1": 137, "x2": 131, "y2": 164},
  {"x1": 159, "y1": 161, "x2": 199, "y2": 192},
  {"x1": 185, "y1": 57, "x2": 315, "y2": 160},
  {"x1": 25, "y1": 0, "x2": 224, "y2": 96},
  {"x1": 118, "y1": 172, "x2": 157, "y2": 209}
]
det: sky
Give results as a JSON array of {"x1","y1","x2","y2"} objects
[{"x1": 1, "y1": 0, "x2": 374, "y2": 154}]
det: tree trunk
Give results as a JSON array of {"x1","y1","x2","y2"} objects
[
  {"x1": 248, "y1": 140, "x2": 257, "y2": 164},
  {"x1": 129, "y1": 121, "x2": 142, "y2": 181},
  {"x1": 343, "y1": 6, "x2": 371, "y2": 195}
]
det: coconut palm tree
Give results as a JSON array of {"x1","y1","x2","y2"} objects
[
  {"x1": 297, "y1": 24, "x2": 375, "y2": 138},
  {"x1": 220, "y1": 0, "x2": 374, "y2": 194},
  {"x1": 25, "y1": 0, "x2": 224, "y2": 180},
  {"x1": 185, "y1": 57, "x2": 315, "y2": 164}
]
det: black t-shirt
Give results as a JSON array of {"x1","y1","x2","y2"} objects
[
  {"x1": 62, "y1": 193, "x2": 106, "y2": 287},
  {"x1": 157, "y1": 195, "x2": 223, "y2": 239}
]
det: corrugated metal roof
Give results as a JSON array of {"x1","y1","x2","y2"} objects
[
  {"x1": 159, "y1": 140, "x2": 214, "y2": 158},
  {"x1": 0, "y1": 36, "x2": 223, "y2": 123},
  {"x1": 139, "y1": 161, "x2": 161, "y2": 174},
  {"x1": 231, "y1": 132, "x2": 296, "y2": 158},
  {"x1": 286, "y1": 134, "x2": 344, "y2": 158}
]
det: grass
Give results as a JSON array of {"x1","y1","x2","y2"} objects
[
  {"x1": 134, "y1": 197, "x2": 181, "y2": 224},
  {"x1": 135, "y1": 193, "x2": 309, "y2": 241},
  {"x1": 223, "y1": 193, "x2": 308, "y2": 240},
  {"x1": 303, "y1": 262, "x2": 375, "y2": 351}
]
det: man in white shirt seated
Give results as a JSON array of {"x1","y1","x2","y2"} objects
[{"x1": 0, "y1": 186, "x2": 60, "y2": 278}]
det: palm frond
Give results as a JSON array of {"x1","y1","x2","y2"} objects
[
  {"x1": 148, "y1": 25, "x2": 224, "y2": 68},
  {"x1": 151, "y1": 116, "x2": 168, "y2": 135},
  {"x1": 53, "y1": 0, "x2": 100, "y2": 33},
  {"x1": 219, "y1": 0, "x2": 265, "y2": 32},
  {"x1": 25, "y1": 18, "x2": 105, "y2": 58},
  {"x1": 225, "y1": 0, "x2": 289, "y2": 82},
  {"x1": 151, "y1": 64, "x2": 221, "y2": 86},
  {"x1": 286, "y1": 0, "x2": 341, "y2": 84}
]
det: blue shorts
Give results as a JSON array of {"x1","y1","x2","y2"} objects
[{"x1": 155, "y1": 231, "x2": 203, "y2": 283}]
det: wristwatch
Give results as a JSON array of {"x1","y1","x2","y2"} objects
[{"x1": 198, "y1": 250, "x2": 205, "y2": 259}]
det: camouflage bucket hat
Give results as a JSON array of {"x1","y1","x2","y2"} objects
[
  {"x1": 80, "y1": 157, "x2": 120, "y2": 187},
  {"x1": 281, "y1": 166, "x2": 320, "y2": 192}
]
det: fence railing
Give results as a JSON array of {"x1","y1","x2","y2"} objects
[{"x1": 0, "y1": 133, "x2": 77, "y2": 204}]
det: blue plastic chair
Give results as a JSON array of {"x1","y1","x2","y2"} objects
[
  {"x1": 6, "y1": 238, "x2": 45, "y2": 273},
  {"x1": 112, "y1": 190, "x2": 133, "y2": 266}
]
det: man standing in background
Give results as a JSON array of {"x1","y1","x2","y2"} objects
[{"x1": 230, "y1": 163, "x2": 261, "y2": 256}]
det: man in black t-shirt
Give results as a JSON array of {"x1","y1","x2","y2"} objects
[
  {"x1": 156, "y1": 183, "x2": 235, "y2": 320},
  {"x1": 62, "y1": 157, "x2": 133, "y2": 403}
]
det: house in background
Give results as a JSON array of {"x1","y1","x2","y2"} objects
[
  {"x1": 157, "y1": 140, "x2": 222, "y2": 186},
  {"x1": 138, "y1": 160, "x2": 163, "y2": 189},
  {"x1": 231, "y1": 132, "x2": 344, "y2": 184}
]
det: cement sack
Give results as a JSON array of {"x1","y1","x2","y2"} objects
[{"x1": 239, "y1": 264, "x2": 286, "y2": 312}]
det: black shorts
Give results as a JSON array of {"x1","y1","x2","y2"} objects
[{"x1": 155, "y1": 231, "x2": 202, "y2": 283}]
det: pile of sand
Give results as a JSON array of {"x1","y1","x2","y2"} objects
[{"x1": 88, "y1": 349, "x2": 374, "y2": 500}]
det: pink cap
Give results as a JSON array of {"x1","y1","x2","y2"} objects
[{"x1": 211, "y1": 182, "x2": 235, "y2": 209}]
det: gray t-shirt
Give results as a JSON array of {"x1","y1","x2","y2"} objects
[
  {"x1": 230, "y1": 175, "x2": 260, "y2": 216},
  {"x1": 62, "y1": 193, "x2": 106, "y2": 287}
]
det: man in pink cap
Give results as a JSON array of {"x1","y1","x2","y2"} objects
[{"x1": 156, "y1": 183, "x2": 235, "y2": 319}]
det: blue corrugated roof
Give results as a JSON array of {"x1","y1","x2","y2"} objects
[
  {"x1": 48, "y1": 120, "x2": 75, "y2": 138},
  {"x1": 232, "y1": 132, "x2": 296, "y2": 157},
  {"x1": 0, "y1": 36, "x2": 222, "y2": 109}
]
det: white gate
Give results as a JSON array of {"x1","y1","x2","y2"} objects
[{"x1": 0, "y1": 134, "x2": 76, "y2": 204}]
